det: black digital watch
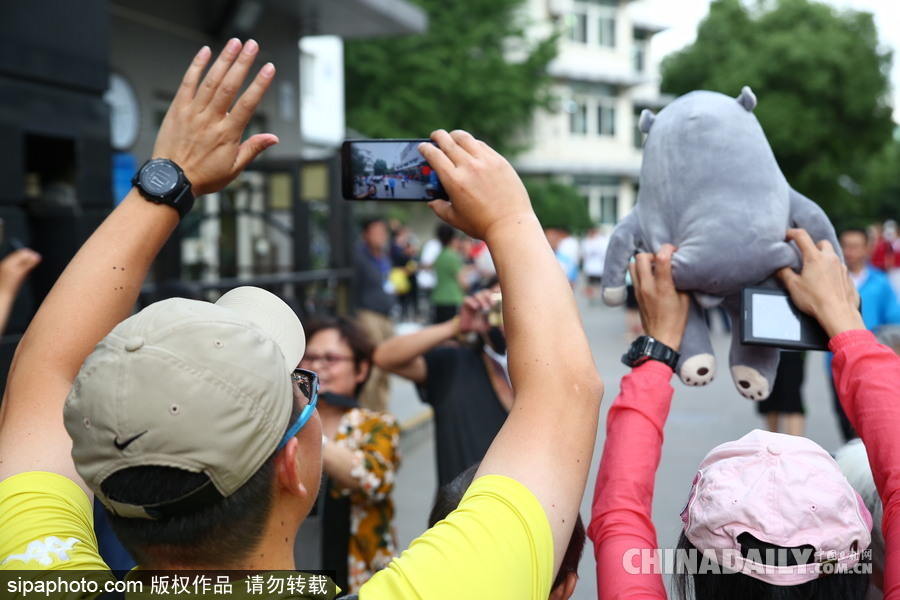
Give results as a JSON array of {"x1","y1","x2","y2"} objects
[
  {"x1": 621, "y1": 335, "x2": 680, "y2": 370},
  {"x1": 132, "y1": 158, "x2": 194, "y2": 219}
]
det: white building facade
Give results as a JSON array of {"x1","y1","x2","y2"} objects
[{"x1": 514, "y1": 0, "x2": 668, "y2": 225}]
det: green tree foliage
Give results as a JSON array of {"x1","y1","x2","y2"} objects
[
  {"x1": 524, "y1": 178, "x2": 592, "y2": 234},
  {"x1": 373, "y1": 159, "x2": 388, "y2": 175},
  {"x1": 660, "y1": 0, "x2": 893, "y2": 225},
  {"x1": 344, "y1": 0, "x2": 557, "y2": 155},
  {"x1": 351, "y1": 144, "x2": 368, "y2": 175},
  {"x1": 859, "y1": 132, "x2": 900, "y2": 224}
]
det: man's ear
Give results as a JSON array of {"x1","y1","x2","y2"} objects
[
  {"x1": 548, "y1": 572, "x2": 578, "y2": 600},
  {"x1": 355, "y1": 359, "x2": 371, "y2": 386},
  {"x1": 275, "y1": 437, "x2": 308, "y2": 500}
]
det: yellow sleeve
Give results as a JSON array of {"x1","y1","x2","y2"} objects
[
  {"x1": 359, "y1": 475, "x2": 553, "y2": 600},
  {"x1": 0, "y1": 472, "x2": 109, "y2": 570}
]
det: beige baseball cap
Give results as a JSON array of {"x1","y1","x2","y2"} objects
[{"x1": 63, "y1": 287, "x2": 305, "y2": 519}]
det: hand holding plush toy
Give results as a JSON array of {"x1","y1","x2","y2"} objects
[{"x1": 602, "y1": 87, "x2": 840, "y2": 400}]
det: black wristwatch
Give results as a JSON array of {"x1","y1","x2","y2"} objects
[
  {"x1": 622, "y1": 335, "x2": 680, "y2": 370},
  {"x1": 132, "y1": 158, "x2": 194, "y2": 219}
]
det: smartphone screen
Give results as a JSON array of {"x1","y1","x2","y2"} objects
[
  {"x1": 341, "y1": 139, "x2": 447, "y2": 201},
  {"x1": 740, "y1": 287, "x2": 830, "y2": 351}
]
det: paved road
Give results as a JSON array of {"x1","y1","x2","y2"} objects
[
  {"x1": 388, "y1": 293, "x2": 843, "y2": 599},
  {"x1": 354, "y1": 179, "x2": 431, "y2": 201}
]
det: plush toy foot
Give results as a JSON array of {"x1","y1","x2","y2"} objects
[
  {"x1": 602, "y1": 286, "x2": 627, "y2": 306},
  {"x1": 731, "y1": 365, "x2": 770, "y2": 400},
  {"x1": 679, "y1": 354, "x2": 716, "y2": 386}
]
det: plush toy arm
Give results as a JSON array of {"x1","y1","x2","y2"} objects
[
  {"x1": 788, "y1": 188, "x2": 843, "y2": 261},
  {"x1": 601, "y1": 211, "x2": 643, "y2": 306}
]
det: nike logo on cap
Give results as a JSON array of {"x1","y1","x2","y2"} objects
[{"x1": 113, "y1": 431, "x2": 148, "y2": 451}]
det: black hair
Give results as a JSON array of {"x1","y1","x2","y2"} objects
[
  {"x1": 361, "y1": 216, "x2": 386, "y2": 233},
  {"x1": 305, "y1": 314, "x2": 374, "y2": 396},
  {"x1": 437, "y1": 223, "x2": 457, "y2": 247},
  {"x1": 672, "y1": 532, "x2": 869, "y2": 600},
  {"x1": 840, "y1": 228, "x2": 870, "y2": 244},
  {"x1": 102, "y1": 400, "x2": 303, "y2": 568},
  {"x1": 428, "y1": 463, "x2": 586, "y2": 591}
]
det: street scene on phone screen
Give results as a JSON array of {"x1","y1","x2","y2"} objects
[{"x1": 349, "y1": 141, "x2": 441, "y2": 200}]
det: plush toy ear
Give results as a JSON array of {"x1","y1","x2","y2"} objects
[
  {"x1": 639, "y1": 109, "x2": 656, "y2": 133},
  {"x1": 736, "y1": 86, "x2": 757, "y2": 111}
]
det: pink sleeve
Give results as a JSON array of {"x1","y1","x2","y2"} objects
[
  {"x1": 588, "y1": 361, "x2": 673, "y2": 600},
  {"x1": 831, "y1": 329, "x2": 900, "y2": 600}
]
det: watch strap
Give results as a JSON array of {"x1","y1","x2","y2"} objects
[
  {"x1": 132, "y1": 159, "x2": 195, "y2": 220},
  {"x1": 622, "y1": 335, "x2": 680, "y2": 370}
]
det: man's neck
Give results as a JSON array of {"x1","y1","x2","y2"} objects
[{"x1": 143, "y1": 499, "x2": 303, "y2": 571}]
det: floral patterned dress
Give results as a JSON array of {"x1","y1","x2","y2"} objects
[{"x1": 332, "y1": 408, "x2": 401, "y2": 591}]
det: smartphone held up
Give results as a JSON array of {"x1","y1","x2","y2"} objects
[
  {"x1": 740, "y1": 287, "x2": 830, "y2": 351},
  {"x1": 341, "y1": 139, "x2": 447, "y2": 201}
]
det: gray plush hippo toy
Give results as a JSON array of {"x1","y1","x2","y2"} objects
[{"x1": 601, "y1": 86, "x2": 839, "y2": 400}]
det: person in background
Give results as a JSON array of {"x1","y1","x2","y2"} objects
[
  {"x1": 835, "y1": 438, "x2": 885, "y2": 599},
  {"x1": 581, "y1": 226, "x2": 609, "y2": 304},
  {"x1": 389, "y1": 223, "x2": 418, "y2": 322},
  {"x1": 828, "y1": 228, "x2": 900, "y2": 441},
  {"x1": 299, "y1": 315, "x2": 400, "y2": 592},
  {"x1": 469, "y1": 238, "x2": 497, "y2": 291},
  {"x1": 430, "y1": 223, "x2": 468, "y2": 324},
  {"x1": 545, "y1": 226, "x2": 579, "y2": 288},
  {"x1": 868, "y1": 222, "x2": 894, "y2": 273},
  {"x1": 354, "y1": 217, "x2": 396, "y2": 412},
  {"x1": 882, "y1": 219, "x2": 900, "y2": 299},
  {"x1": 416, "y1": 223, "x2": 443, "y2": 319},
  {"x1": 0, "y1": 246, "x2": 41, "y2": 336},
  {"x1": 755, "y1": 350, "x2": 806, "y2": 436},
  {"x1": 374, "y1": 287, "x2": 509, "y2": 490}
]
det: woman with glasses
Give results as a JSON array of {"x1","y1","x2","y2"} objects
[{"x1": 299, "y1": 315, "x2": 401, "y2": 593}]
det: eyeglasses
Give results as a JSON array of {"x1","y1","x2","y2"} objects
[
  {"x1": 299, "y1": 353, "x2": 355, "y2": 367},
  {"x1": 277, "y1": 368, "x2": 319, "y2": 450}
]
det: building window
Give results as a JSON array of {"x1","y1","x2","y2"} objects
[
  {"x1": 569, "y1": 100, "x2": 588, "y2": 134},
  {"x1": 566, "y1": 11, "x2": 587, "y2": 43},
  {"x1": 598, "y1": 103, "x2": 616, "y2": 137},
  {"x1": 598, "y1": 16, "x2": 616, "y2": 48},
  {"x1": 633, "y1": 31, "x2": 648, "y2": 72},
  {"x1": 600, "y1": 191, "x2": 618, "y2": 224},
  {"x1": 569, "y1": 1, "x2": 617, "y2": 48}
]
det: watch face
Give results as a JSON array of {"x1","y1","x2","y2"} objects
[{"x1": 141, "y1": 162, "x2": 180, "y2": 196}]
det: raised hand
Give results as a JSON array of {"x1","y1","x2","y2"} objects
[
  {"x1": 418, "y1": 130, "x2": 534, "y2": 242},
  {"x1": 458, "y1": 288, "x2": 497, "y2": 334},
  {"x1": 0, "y1": 248, "x2": 41, "y2": 295},
  {"x1": 630, "y1": 244, "x2": 690, "y2": 351},
  {"x1": 152, "y1": 39, "x2": 279, "y2": 196},
  {"x1": 776, "y1": 228, "x2": 864, "y2": 338}
]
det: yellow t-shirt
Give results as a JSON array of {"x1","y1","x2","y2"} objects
[
  {"x1": 0, "y1": 471, "x2": 107, "y2": 570},
  {"x1": 360, "y1": 474, "x2": 554, "y2": 600},
  {"x1": 0, "y1": 472, "x2": 553, "y2": 600},
  {"x1": 0, "y1": 472, "x2": 337, "y2": 599}
]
